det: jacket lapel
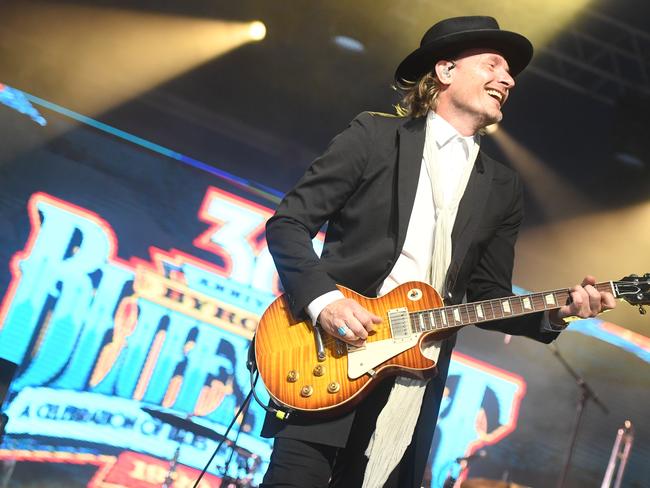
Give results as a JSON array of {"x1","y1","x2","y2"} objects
[
  {"x1": 395, "y1": 119, "x2": 495, "y2": 298},
  {"x1": 445, "y1": 152, "x2": 495, "y2": 295},
  {"x1": 395, "y1": 116, "x2": 426, "y2": 257}
]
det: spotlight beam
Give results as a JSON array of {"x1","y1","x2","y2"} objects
[
  {"x1": 0, "y1": 2, "x2": 266, "y2": 117},
  {"x1": 490, "y1": 127, "x2": 592, "y2": 221}
]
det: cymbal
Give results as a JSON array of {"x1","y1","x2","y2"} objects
[
  {"x1": 462, "y1": 479, "x2": 530, "y2": 488},
  {"x1": 142, "y1": 407, "x2": 224, "y2": 442}
]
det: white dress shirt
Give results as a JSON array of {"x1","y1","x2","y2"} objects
[{"x1": 307, "y1": 113, "x2": 476, "y2": 322}]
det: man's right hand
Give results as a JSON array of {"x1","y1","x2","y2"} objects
[{"x1": 318, "y1": 298, "x2": 382, "y2": 346}]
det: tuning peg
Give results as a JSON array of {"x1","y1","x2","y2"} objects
[{"x1": 639, "y1": 305, "x2": 647, "y2": 315}]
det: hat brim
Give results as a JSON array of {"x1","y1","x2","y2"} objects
[{"x1": 395, "y1": 29, "x2": 533, "y2": 83}]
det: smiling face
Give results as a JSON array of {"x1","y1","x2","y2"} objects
[{"x1": 434, "y1": 48, "x2": 515, "y2": 135}]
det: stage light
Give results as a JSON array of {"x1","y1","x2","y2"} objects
[
  {"x1": 249, "y1": 21, "x2": 267, "y2": 41},
  {"x1": 333, "y1": 35, "x2": 366, "y2": 53},
  {"x1": 0, "y1": 3, "x2": 266, "y2": 117}
]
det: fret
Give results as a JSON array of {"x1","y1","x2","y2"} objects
[
  {"x1": 414, "y1": 313, "x2": 423, "y2": 332},
  {"x1": 432, "y1": 309, "x2": 442, "y2": 329},
  {"x1": 467, "y1": 303, "x2": 478, "y2": 323},
  {"x1": 424, "y1": 311, "x2": 434, "y2": 330},
  {"x1": 483, "y1": 302, "x2": 490, "y2": 320},
  {"x1": 539, "y1": 293, "x2": 548, "y2": 310},
  {"x1": 448, "y1": 308, "x2": 457, "y2": 325},
  {"x1": 452, "y1": 307, "x2": 461, "y2": 324},
  {"x1": 446, "y1": 308, "x2": 455, "y2": 326},
  {"x1": 493, "y1": 299, "x2": 502, "y2": 318},
  {"x1": 434, "y1": 310, "x2": 442, "y2": 330},
  {"x1": 469, "y1": 304, "x2": 477, "y2": 323},
  {"x1": 440, "y1": 309, "x2": 449, "y2": 328},
  {"x1": 544, "y1": 293, "x2": 556, "y2": 307},
  {"x1": 474, "y1": 303, "x2": 485, "y2": 320},
  {"x1": 462, "y1": 304, "x2": 472, "y2": 325},
  {"x1": 487, "y1": 300, "x2": 497, "y2": 319},
  {"x1": 494, "y1": 298, "x2": 508, "y2": 319},
  {"x1": 465, "y1": 304, "x2": 473, "y2": 323}
]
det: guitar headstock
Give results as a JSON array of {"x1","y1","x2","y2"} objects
[{"x1": 613, "y1": 274, "x2": 650, "y2": 314}]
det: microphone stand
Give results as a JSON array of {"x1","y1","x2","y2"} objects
[
  {"x1": 221, "y1": 396, "x2": 253, "y2": 487},
  {"x1": 550, "y1": 343, "x2": 609, "y2": 488}
]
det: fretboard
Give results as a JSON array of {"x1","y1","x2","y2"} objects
[{"x1": 408, "y1": 282, "x2": 615, "y2": 333}]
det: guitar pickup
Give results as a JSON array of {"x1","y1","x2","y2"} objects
[{"x1": 388, "y1": 307, "x2": 411, "y2": 340}]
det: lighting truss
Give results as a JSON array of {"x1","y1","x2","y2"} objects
[{"x1": 528, "y1": 10, "x2": 650, "y2": 105}]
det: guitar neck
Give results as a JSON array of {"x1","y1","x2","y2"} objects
[{"x1": 411, "y1": 282, "x2": 615, "y2": 331}]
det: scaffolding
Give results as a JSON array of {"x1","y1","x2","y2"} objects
[{"x1": 529, "y1": 11, "x2": 650, "y2": 105}]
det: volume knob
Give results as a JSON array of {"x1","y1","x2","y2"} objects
[{"x1": 327, "y1": 382, "x2": 340, "y2": 394}]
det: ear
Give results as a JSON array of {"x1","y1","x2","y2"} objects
[{"x1": 434, "y1": 60, "x2": 455, "y2": 86}]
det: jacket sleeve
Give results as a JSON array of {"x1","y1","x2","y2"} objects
[
  {"x1": 265, "y1": 112, "x2": 375, "y2": 318},
  {"x1": 466, "y1": 172, "x2": 559, "y2": 344}
]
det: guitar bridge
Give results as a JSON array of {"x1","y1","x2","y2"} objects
[{"x1": 388, "y1": 307, "x2": 411, "y2": 340}]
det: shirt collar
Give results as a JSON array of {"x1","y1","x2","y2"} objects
[{"x1": 426, "y1": 111, "x2": 480, "y2": 152}]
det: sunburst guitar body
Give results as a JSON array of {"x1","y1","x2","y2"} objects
[{"x1": 254, "y1": 281, "x2": 453, "y2": 417}]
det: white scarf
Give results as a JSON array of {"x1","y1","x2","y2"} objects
[{"x1": 362, "y1": 113, "x2": 479, "y2": 488}]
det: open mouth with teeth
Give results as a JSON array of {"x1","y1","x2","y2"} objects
[{"x1": 485, "y1": 88, "x2": 504, "y2": 105}]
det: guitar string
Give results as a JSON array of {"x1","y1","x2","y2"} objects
[{"x1": 310, "y1": 280, "x2": 645, "y2": 349}]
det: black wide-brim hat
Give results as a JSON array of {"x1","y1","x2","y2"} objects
[{"x1": 395, "y1": 16, "x2": 533, "y2": 83}]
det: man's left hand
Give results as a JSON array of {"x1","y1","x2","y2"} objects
[{"x1": 549, "y1": 275, "x2": 617, "y2": 327}]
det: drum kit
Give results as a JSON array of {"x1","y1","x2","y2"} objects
[{"x1": 141, "y1": 407, "x2": 261, "y2": 488}]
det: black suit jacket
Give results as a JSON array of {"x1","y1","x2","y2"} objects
[{"x1": 262, "y1": 112, "x2": 558, "y2": 476}]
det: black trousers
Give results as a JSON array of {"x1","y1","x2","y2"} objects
[
  {"x1": 260, "y1": 378, "x2": 396, "y2": 487},
  {"x1": 260, "y1": 435, "x2": 407, "y2": 488},
  {"x1": 260, "y1": 350, "x2": 452, "y2": 488}
]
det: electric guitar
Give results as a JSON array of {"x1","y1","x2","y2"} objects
[{"x1": 254, "y1": 275, "x2": 650, "y2": 417}]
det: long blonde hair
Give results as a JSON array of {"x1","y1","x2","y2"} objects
[{"x1": 394, "y1": 71, "x2": 443, "y2": 118}]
